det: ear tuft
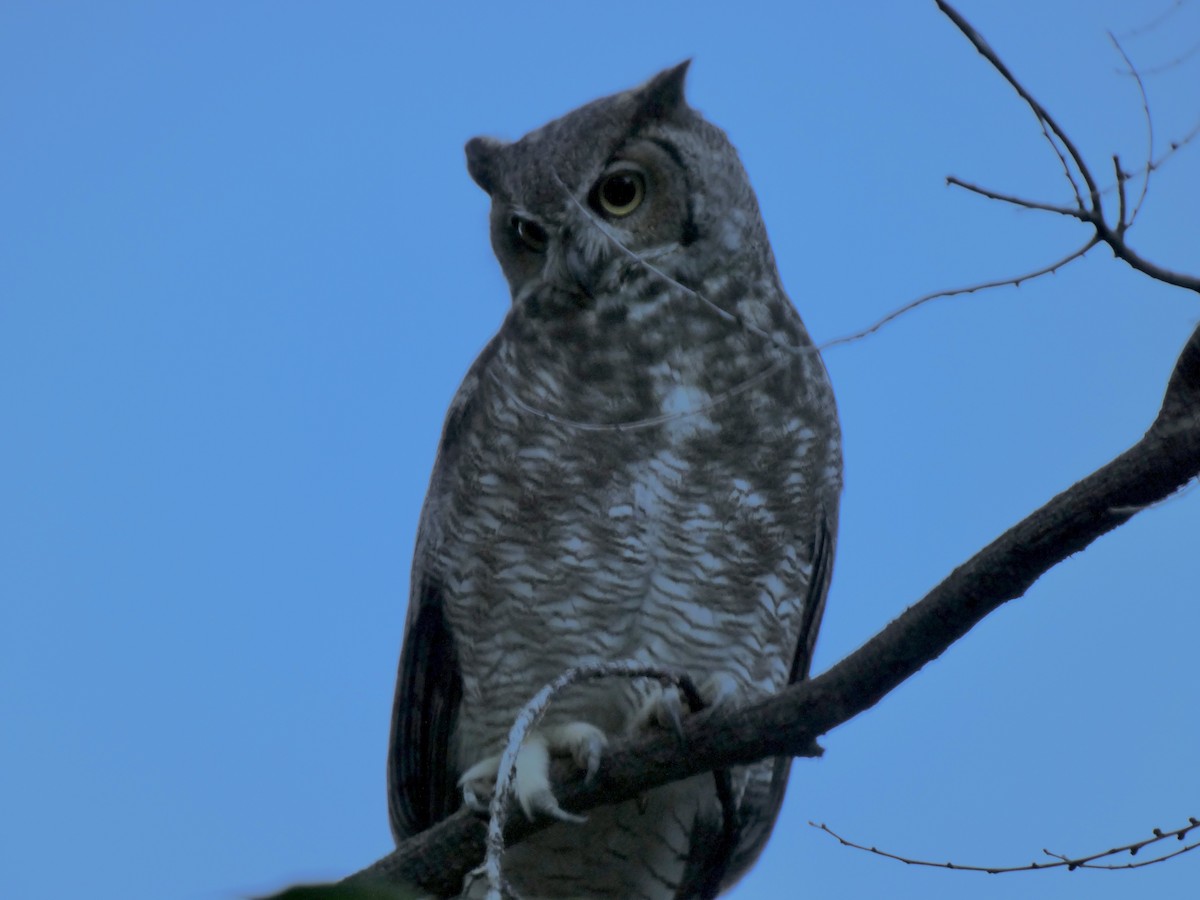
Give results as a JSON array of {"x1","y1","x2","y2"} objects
[
  {"x1": 465, "y1": 136, "x2": 506, "y2": 195},
  {"x1": 633, "y1": 60, "x2": 692, "y2": 125}
]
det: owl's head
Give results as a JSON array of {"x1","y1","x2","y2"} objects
[{"x1": 465, "y1": 62, "x2": 774, "y2": 315}]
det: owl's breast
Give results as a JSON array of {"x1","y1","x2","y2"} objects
[{"x1": 428, "y1": 336, "x2": 833, "y2": 744}]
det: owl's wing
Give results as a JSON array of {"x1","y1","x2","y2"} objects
[
  {"x1": 675, "y1": 508, "x2": 836, "y2": 899},
  {"x1": 785, "y1": 505, "x2": 837, "y2": 686},
  {"x1": 387, "y1": 343, "x2": 502, "y2": 842},
  {"x1": 386, "y1": 573, "x2": 463, "y2": 841}
]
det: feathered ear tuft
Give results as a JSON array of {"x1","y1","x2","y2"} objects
[
  {"x1": 633, "y1": 60, "x2": 692, "y2": 126},
  {"x1": 465, "y1": 136, "x2": 507, "y2": 195}
]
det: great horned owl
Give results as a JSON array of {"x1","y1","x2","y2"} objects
[{"x1": 387, "y1": 62, "x2": 842, "y2": 899}]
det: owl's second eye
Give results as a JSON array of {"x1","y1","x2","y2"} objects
[
  {"x1": 510, "y1": 215, "x2": 549, "y2": 253},
  {"x1": 592, "y1": 170, "x2": 645, "y2": 218}
]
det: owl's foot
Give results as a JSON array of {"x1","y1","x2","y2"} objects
[
  {"x1": 696, "y1": 671, "x2": 741, "y2": 710},
  {"x1": 458, "y1": 722, "x2": 608, "y2": 824},
  {"x1": 631, "y1": 671, "x2": 741, "y2": 738}
]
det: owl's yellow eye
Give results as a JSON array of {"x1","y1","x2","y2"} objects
[{"x1": 593, "y1": 170, "x2": 645, "y2": 217}]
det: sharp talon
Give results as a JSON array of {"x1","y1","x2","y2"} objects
[
  {"x1": 653, "y1": 689, "x2": 685, "y2": 740},
  {"x1": 665, "y1": 703, "x2": 685, "y2": 741},
  {"x1": 544, "y1": 800, "x2": 588, "y2": 825},
  {"x1": 655, "y1": 688, "x2": 686, "y2": 740},
  {"x1": 699, "y1": 672, "x2": 741, "y2": 712},
  {"x1": 486, "y1": 724, "x2": 606, "y2": 827},
  {"x1": 555, "y1": 723, "x2": 607, "y2": 783},
  {"x1": 526, "y1": 789, "x2": 587, "y2": 824},
  {"x1": 462, "y1": 782, "x2": 491, "y2": 815},
  {"x1": 585, "y1": 760, "x2": 598, "y2": 783}
]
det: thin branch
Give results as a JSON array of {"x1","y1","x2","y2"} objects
[
  {"x1": 947, "y1": 170, "x2": 1200, "y2": 293},
  {"x1": 1108, "y1": 32, "x2": 1154, "y2": 226},
  {"x1": 935, "y1": 0, "x2": 1102, "y2": 214},
  {"x1": 1036, "y1": 114, "x2": 1085, "y2": 209},
  {"x1": 1131, "y1": 37, "x2": 1200, "y2": 76},
  {"x1": 1114, "y1": 155, "x2": 1130, "y2": 237},
  {"x1": 551, "y1": 171, "x2": 803, "y2": 360},
  {"x1": 475, "y1": 171, "x2": 819, "y2": 434},
  {"x1": 1115, "y1": 0, "x2": 1187, "y2": 41},
  {"x1": 818, "y1": 240, "x2": 1098, "y2": 350},
  {"x1": 944, "y1": 177, "x2": 1086, "y2": 218},
  {"x1": 1095, "y1": 116, "x2": 1199, "y2": 200},
  {"x1": 937, "y1": 1, "x2": 1200, "y2": 295},
  {"x1": 810, "y1": 817, "x2": 1200, "y2": 874},
  {"x1": 1151, "y1": 116, "x2": 1200, "y2": 173},
  {"x1": 346, "y1": 321, "x2": 1200, "y2": 897}
]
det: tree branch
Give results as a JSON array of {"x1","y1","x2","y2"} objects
[
  {"x1": 942, "y1": 177, "x2": 1086, "y2": 218},
  {"x1": 810, "y1": 816, "x2": 1200, "y2": 873},
  {"x1": 1107, "y1": 32, "x2": 1154, "y2": 228},
  {"x1": 1089, "y1": 214, "x2": 1200, "y2": 292},
  {"x1": 347, "y1": 321, "x2": 1200, "y2": 897},
  {"x1": 818, "y1": 239, "x2": 1098, "y2": 351},
  {"x1": 934, "y1": 0, "x2": 1102, "y2": 211},
  {"x1": 936, "y1": 1, "x2": 1200, "y2": 295}
]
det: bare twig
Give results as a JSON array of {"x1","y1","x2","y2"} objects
[
  {"x1": 1159, "y1": 117, "x2": 1200, "y2": 168},
  {"x1": 551, "y1": 171, "x2": 802, "y2": 359},
  {"x1": 943, "y1": 178, "x2": 1085, "y2": 218},
  {"x1": 1131, "y1": 37, "x2": 1200, "y2": 76},
  {"x1": 1108, "y1": 32, "x2": 1154, "y2": 226},
  {"x1": 1096, "y1": 116, "x2": 1200, "y2": 203},
  {"x1": 937, "y1": 1, "x2": 1200, "y2": 295},
  {"x1": 1030, "y1": 112, "x2": 1084, "y2": 209},
  {"x1": 935, "y1": 0, "x2": 1102, "y2": 213},
  {"x1": 1114, "y1": 117, "x2": 1200, "y2": 192},
  {"x1": 1115, "y1": 0, "x2": 1187, "y2": 41},
  {"x1": 810, "y1": 817, "x2": 1200, "y2": 874},
  {"x1": 1114, "y1": 155, "x2": 1130, "y2": 237},
  {"x1": 818, "y1": 240, "x2": 1098, "y2": 350}
]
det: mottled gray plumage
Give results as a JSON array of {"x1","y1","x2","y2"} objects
[{"x1": 388, "y1": 62, "x2": 841, "y2": 899}]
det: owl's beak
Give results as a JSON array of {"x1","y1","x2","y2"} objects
[{"x1": 555, "y1": 231, "x2": 604, "y2": 301}]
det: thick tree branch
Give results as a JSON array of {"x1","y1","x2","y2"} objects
[
  {"x1": 1089, "y1": 214, "x2": 1200, "y2": 293},
  {"x1": 347, "y1": 322, "x2": 1200, "y2": 897}
]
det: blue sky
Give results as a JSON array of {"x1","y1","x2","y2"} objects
[{"x1": 2, "y1": 2, "x2": 1198, "y2": 899}]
